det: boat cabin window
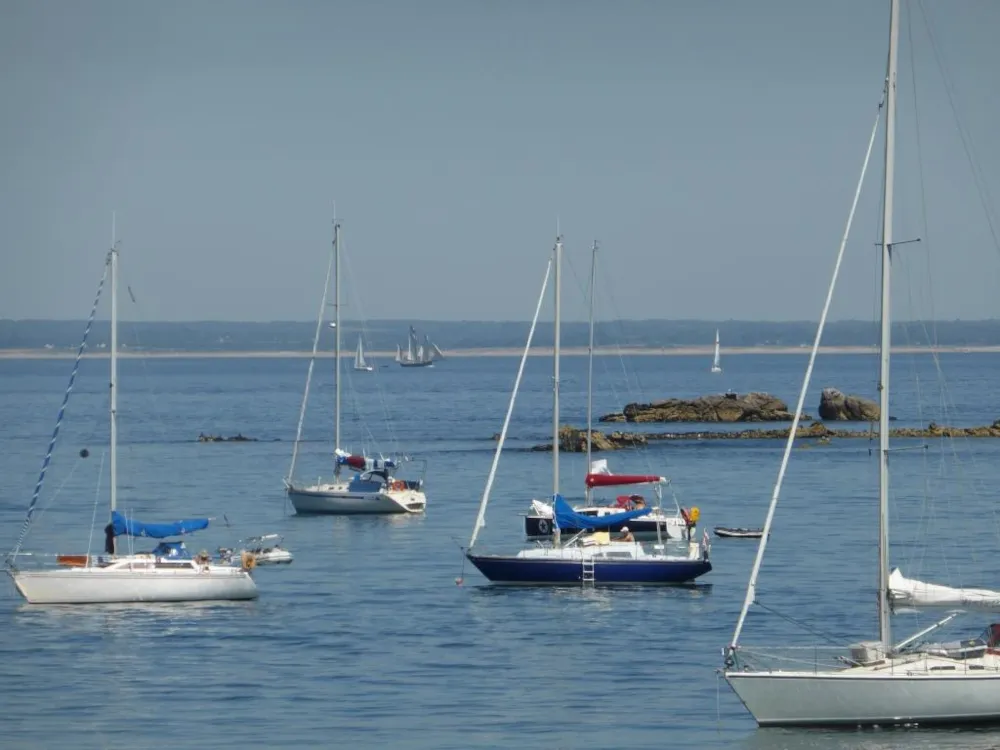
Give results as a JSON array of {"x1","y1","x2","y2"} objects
[{"x1": 155, "y1": 560, "x2": 196, "y2": 570}]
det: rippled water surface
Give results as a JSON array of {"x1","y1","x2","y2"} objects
[{"x1": 2, "y1": 351, "x2": 1000, "y2": 749}]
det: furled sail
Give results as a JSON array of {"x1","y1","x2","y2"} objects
[
  {"x1": 553, "y1": 495, "x2": 650, "y2": 531},
  {"x1": 335, "y1": 452, "x2": 367, "y2": 470},
  {"x1": 889, "y1": 568, "x2": 1000, "y2": 609},
  {"x1": 111, "y1": 510, "x2": 209, "y2": 539},
  {"x1": 585, "y1": 459, "x2": 665, "y2": 488}
]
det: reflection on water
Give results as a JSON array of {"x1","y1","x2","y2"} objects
[
  {"x1": 13, "y1": 599, "x2": 258, "y2": 636},
  {"x1": 740, "y1": 725, "x2": 1000, "y2": 750}
]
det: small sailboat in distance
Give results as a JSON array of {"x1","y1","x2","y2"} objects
[
  {"x1": 354, "y1": 335, "x2": 373, "y2": 372},
  {"x1": 711, "y1": 329, "x2": 722, "y2": 373}
]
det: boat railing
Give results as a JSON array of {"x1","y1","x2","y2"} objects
[{"x1": 725, "y1": 645, "x2": 857, "y2": 674}]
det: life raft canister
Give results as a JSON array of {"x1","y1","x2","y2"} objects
[{"x1": 681, "y1": 506, "x2": 700, "y2": 526}]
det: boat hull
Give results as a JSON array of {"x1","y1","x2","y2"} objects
[
  {"x1": 398, "y1": 361, "x2": 434, "y2": 368},
  {"x1": 465, "y1": 553, "x2": 711, "y2": 585},
  {"x1": 11, "y1": 568, "x2": 258, "y2": 604},
  {"x1": 288, "y1": 486, "x2": 426, "y2": 515},
  {"x1": 713, "y1": 527, "x2": 764, "y2": 539},
  {"x1": 253, "y1": 550, "x2": 294, "y2": 564},
  {"x1": 726, "y1": 669, "x2": 1000, "y2": 727}
]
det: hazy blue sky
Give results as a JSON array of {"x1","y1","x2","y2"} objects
[{"x1": 1, "y1": 0, "x2": 998, "y2": 322}]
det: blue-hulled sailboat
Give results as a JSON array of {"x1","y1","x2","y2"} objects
[{"x1": 464, "y1": 235, "x2": 712, "y2": 586}]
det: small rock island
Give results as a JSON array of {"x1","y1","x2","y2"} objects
[
  {"x1": 599, "y1": 392, "x2": 806, "y2": 424},
  {"x1": 817, "y1": 388, "x2": 880, "y2": 421}
]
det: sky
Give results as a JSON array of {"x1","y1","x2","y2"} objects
[{"x1": 1, "y1": 0, "x2": 998, "y2": 323}]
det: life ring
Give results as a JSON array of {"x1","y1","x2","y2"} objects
[{"x1": 537, "y1": 518, "x2": 550, "y2": 534}]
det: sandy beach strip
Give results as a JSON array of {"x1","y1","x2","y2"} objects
[{"x1": 1, "y1": 345, "x2": 998, "y2": 360}]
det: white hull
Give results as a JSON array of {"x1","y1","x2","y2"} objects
[
  {"x1": 11, "y1": 566, "x2": 257, "y2": 605},
  {"x1": 287, "y1": 483, "x2": 426, "y2": 515},
  {"x1": 727, "y1": 654, "x2": 1000, "y2": 726},
  {"x1": 253, "y1": 549, "x2": 294, "y2": 565}
]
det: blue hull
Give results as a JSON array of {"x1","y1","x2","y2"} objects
[{"x1": 465, "y1": 553, "x2": 712, "y2": 586}]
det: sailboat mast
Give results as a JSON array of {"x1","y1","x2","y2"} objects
[
  {"x1": 109, "y1": 214, "x2": 118, "y2": 518},
  {"x1": 334, "y1": 220, "x2": 341, "y2": 454},
  {"x1": 585, "y1": 241, "x2": 597, "y2": 499},
  {"x1": 552, "y1": 235, "x2": 562, "y2": 500},
  {"x1": 876, "y1": 0, "x2": 899, "y2": 655}
]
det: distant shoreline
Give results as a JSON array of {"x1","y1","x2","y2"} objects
[{"x1": 1, "y1": 345, "x2": 998, "y2": 360}]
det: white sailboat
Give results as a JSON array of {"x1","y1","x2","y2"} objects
[
  {"x1": 710, "y1": 329, "x2": 722, "y2": 373},
  {"x1": 285, "y1": 219, "x2": 427, "y2": 515},
  {"x1": 353, "y1": 335, "x2": 374, "y2": 372},
  {"x1": 724, "y1": 0, "x2": 1000, "y2": 726},
  {"x1": 6, "y1": 222, "x2": 257, "y2": 604}
]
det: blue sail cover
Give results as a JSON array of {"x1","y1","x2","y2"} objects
[
  {"x1": 111, "y1": 511, "x2": 209, "y2": 539},
  {"x1": 553, "y1": 495, "x2": 651, "y2": 531}
]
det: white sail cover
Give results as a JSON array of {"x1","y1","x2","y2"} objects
[
  {"x1": 889, "y1": 568, "x2": 1000, "y2": 609},
  {"x1": 589, "y1": 459, "x2": 610, "y2": 475}
]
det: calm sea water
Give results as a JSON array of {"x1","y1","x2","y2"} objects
[{"x1": 2, "y1": 350, "x2": 1000, "y2": 749}]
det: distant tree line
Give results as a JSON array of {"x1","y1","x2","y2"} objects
[{"x1": 1, "y1": 318, "x2": 997, "y2": 352}]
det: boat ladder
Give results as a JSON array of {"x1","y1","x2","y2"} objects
[{"x1": 581, "y1": 558, "x2": 595, "y2": 585}]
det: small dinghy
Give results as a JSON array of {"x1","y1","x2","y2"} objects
[
  {"x1": 713, "y1": 526, "x2": 764, "y2": 539},
  {"x1": 219, "y1": 534, "x2": 294, "y2": 566}
]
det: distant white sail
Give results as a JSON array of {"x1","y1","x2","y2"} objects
[
  {"x1": 354, "y1": 336, "x2": 373, "y2": 371},
  {"x1": 711, "y1": 329, "x2": 722, "y2": 373}
]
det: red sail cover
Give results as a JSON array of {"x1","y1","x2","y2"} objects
[
  {"x1": 585, "y1": 473, "x2": 662, "y2": 488},
  {"x1": 344, "y1": 454, "x2": 367, "y2": 470}
]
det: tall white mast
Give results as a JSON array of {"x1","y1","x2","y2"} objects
[
  {"x1": 877, "y1": 0, "x2": 899, "y2": 655},
  {"x1": 552, "y1": 235, "x2": 562, "y2": 501},
  {"x1": 333, "y1": 220, "x2": 341, "y2": 455},
  {"x1": 585, "y1": 240, "x2": 597, "y2": 500},
  {"x1": 109, "y1": 213, "x2": 118, "y2": 520}
]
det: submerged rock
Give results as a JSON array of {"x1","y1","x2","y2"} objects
[
  {"x1": 531, "y1": 419, "x2": 1000, "y2": 451},
  {"x1": 197, "y1": 433, "x2": 258, "y2": 443},
  {"x1": 599, "y1": 392, "x2": 806, "y2": 424},
  {"x1": 818, "y1": 388, "x2": 880, "y2": 421},
  {"x1": 531, "y1": 425, "x2": 648, "y2": 452}
]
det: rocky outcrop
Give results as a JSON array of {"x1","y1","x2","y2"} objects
[
  {"x1": 599, "y1": 392, "x2": 805, "y2": 423},
  {"x1": 531, "y1": 425, "x2": 648, "y2": 452},
  {"x1": 818, "y1": 388, "x2": 880, "y2": 421},
  {"x1": 530, "y1": 419, "x2": 1000, "y2": 451},
  {"x1": 198, "y1": 433, "x2": 258, "y2": 443}
]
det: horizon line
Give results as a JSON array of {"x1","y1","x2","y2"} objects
[{"x1": 3, "y1": 317, "x2": 998, "y2": 325}]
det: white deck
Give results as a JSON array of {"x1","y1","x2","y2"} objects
[{"x1": 518, "y1": 536, "x2": 704, "y2": 562}]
